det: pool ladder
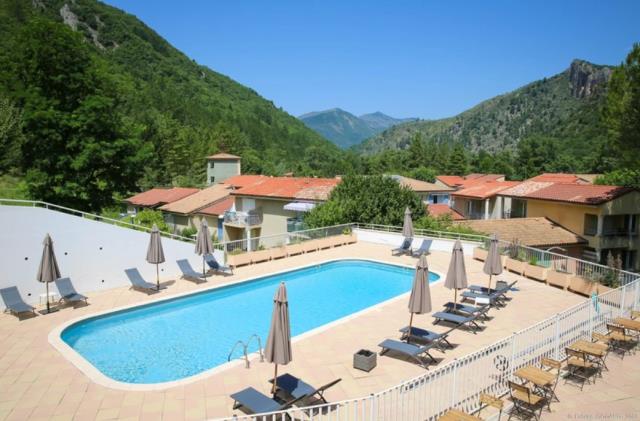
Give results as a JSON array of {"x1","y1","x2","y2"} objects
[{"x1": 227, "y1": 334, "x2": 264, "y2": 368}]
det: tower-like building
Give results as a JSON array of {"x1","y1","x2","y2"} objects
[{"x1": 206, "y1": 153, "x2": 241, "y2": 185}]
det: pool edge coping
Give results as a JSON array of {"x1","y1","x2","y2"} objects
[{"x1": 48, "y1": 256, "x2": 444, "y2": 391}]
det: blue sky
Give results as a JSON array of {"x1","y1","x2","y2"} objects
[{"x1": 104, "y1": 0, "x2": 640, "y2": 119}]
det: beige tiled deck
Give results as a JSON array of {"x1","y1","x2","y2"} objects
[{"x1": 0, "y1": 242, "x2": 605, "y2": 420}]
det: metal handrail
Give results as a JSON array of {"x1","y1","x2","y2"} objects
[
  {"x1": 227, "y1": 340, "x2": 249, "y2": 368},
  {"x1": 245, "y1": 334, "x2": 264, "y2": 362},
  {"x1": 0, "y1": 198, "x2": 195, "y2": 242}
]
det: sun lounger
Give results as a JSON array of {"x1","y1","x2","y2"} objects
[
  {"x1": 0, "y1": 287, "x2": 36, "y2": 317},
  {"x1": 443, "y1": 302, "x2": 489, "y2": 320},
  {"x1": 55, "y1": 277, "x2": 88, "y2": 305},
  {"x1": 231, "y1": 387, "x2": 306, "y2": 414},
  {"x1": 412, "y1": 239, "x2": 432, "y2": 257},
  {"x1": 392, "y1": 237, "x2": 413, "y2": 256},
  {"x1": 124, "y1": 268, "x2": 158, "y2": 293},
  {"x1": 270, "y1": 373, "x2": 341, "y2": 403},
  {"x1": 378, "y1": 338, "x2": 438, "y2": 368},
  {"x1": 468, "y1": 280, "x2": 518, "y2": 296},
  {"x1": 205, "y1": 253, "x2": 233, "y2": 275},
  {"x1": 177, "y1": 259, "x2": 207, "y2": 282},
  {"x1": 398, "y1": 326, "x2": 453, "y2": 350},
  {"x1": 432, "y1": 311, "x2": 481, "y2": 333},
  {"x1": 461, "y1": 289, "x2": 505, "y2": 307}
]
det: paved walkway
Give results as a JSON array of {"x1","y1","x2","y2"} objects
[{"x1": 0, "y1": 241, "x2": 593, "y2": 420}]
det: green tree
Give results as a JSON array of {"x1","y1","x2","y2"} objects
[
  {"x1": 446, "y1": 144, "x2": 468, "y2": 176},
  {"x1": 407, "y1": 166, "x2": 437, "y2": 182},
  {"x1": 0, "y1": 96, "x2": 24, "y2": 172},
  {"x1": 603, "y1": 43, "x2": 640, "y2": 168},
  {"x1": 304, "y1": 175, "x2": 424, "y2": 227},
  {"x1": 8, "y1": 19, "x2": 149, "y2": 211}
]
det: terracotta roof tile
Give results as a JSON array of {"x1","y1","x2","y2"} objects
[
  {"x1": 498, "y1": 181, "x2": 555, "y2": 197},
  {"x1": 436, "y1": 174, "x2": 505, "y2": 188},
  {"x1": 124, "y1": 188, "x2": 199, "y2": 207},
  {"x1": 222, "y1": 175, "x2": 268, "y2": 189},
  {"x1": 522, "y1": 184, "x2": 635, "y2": 205},
  {"x1": 458, "y1": 217, "x2": 587, "y2": 247},
  {"x1": 391, "y1": 175, "x2": 454, "y2": 192},
  {"x1": 197, "y1": 197, "x2": 235, "y2": 217},
  {"x1": 528, "y1": 173, "x2": 582, "y2": 184},
  {"x1": 451, "y1": 181, "x2": 520, "y2": 199},
  {"x1": 427, "y1": 204, "x2": 465, "y2": 220},
  {"x1": 159, "y1": 184, "x2": 232, "y2": 214},
  {"x1": 232, "y1": 177, "x2": 340, "y2": 201}
]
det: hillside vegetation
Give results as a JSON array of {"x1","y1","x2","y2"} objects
[
  {"x1": 0, "y1": 0, "x2": 351, "y2": 209},
  {"x1": 357, "y1": 60, "x2": 612, "y2": 158}
]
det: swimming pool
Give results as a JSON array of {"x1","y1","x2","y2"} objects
[{"x1": 60, "y1": 259, "x2": 440, "y2": 385}]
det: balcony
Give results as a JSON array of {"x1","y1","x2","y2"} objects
[{"x1": 223, "y1": 210, "x2": 262, "y2": 228}]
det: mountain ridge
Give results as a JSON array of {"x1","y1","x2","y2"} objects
[
  {"x1": 356, "y1": 59, "x2": 612, "y2": 155},
  {"x1": 299, "y1": 108, "x2": 415, "y2": 149}
]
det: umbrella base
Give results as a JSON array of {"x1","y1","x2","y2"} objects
[{"x1": 39, "y1": 307, "x2": 59, "y2": 315}]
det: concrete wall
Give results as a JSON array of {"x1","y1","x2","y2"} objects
[
  {"x1": 206, "y1": 159, "x2": 240, "y2": 185},
  {"x1": 354, "y1": 229, "x2": 479, "y2": 256},
  {"x1": 0, "y1": 206, "x2": 224, "y2": 310}
]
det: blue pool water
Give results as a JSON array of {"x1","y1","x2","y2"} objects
[{"x1": 61, "y1": 259, "x2": 440, "y2": 384}]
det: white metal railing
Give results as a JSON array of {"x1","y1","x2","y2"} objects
[
  {"x1": 215, "y1": 278, "x2": 640, "y2": 421},
  {"x1": 223, "y1": 210, "x2": 263, "y2": 227},
  {"x1": 354, "y1": 223, "x2": 487, "y2": 243},
  {"x1": 0, "y1": 198, "x2": 195, "y2": 243},
  {"x1": 214, "y1": 224, "x2": 353, "y2": 254}
]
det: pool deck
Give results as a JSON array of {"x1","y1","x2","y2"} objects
[{"x1": 0, "y1": 241, "x2": 616, "y2": 420}]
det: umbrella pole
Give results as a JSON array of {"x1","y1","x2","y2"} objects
[
  {"x1": 202, "y1": 256, "x2": 207, "y2": 281},
  {"x1": 487, "y1": 274, "x2": 492, "y2": 290},
  {"x1": 408, "y1": 313, "x2": 414, "y2": 343},
  {"x1": 46, "y1": 281, "x2": 50, "y2": 313},
  {"x1": 454, "y1": 289, "x2": 458, "y2": 305},
  {"x1": 272, "y1": 364, "x2": 278, "y2": 395},
  {"x1": 156, "y1": 264, "x2": 160, "y2": 290}
]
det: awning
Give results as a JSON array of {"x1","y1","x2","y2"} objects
[{"x1": 283, "y1": 202, "x2": 316, "y2": 212}]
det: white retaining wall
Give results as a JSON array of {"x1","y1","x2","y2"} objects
[
  {"x1": 354, "y1": 228, "x2": 479, "y2": 255},
  {"x1": 0, "y1": 206, "x2": 224, "y2": 309}
]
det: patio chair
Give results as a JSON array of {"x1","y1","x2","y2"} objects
[
  {"x1": 411, "y1": 239, "x2": 431, "y2": 257},
  {"x1": 442, "y1": 302, "x2": 490, "y2": 321},
  {"x1": 0, "y1": 286, "x2": 36, "y2": 318},
  {"x1": 204, "y1": 253, "x2": 233, "y2": 275},
  {"x1": 508, "y1": 380, "x2": 545, "y2": 421},
  {"x1": 477, "y1": 393, "x2": 504, "y2": 419},
  {"x1": 432, "y1": 311, "x2": 482, "y2": 333},
  {"x1": 398, "y1": 326, "x2": 453, "y2": 350},
  {"x1": 177, "y1": 259, "x2": 207, "y2": 283},
  {"x1": 468, "y1": 280, "x2": 518, "y2": 299},
  {"x1": 606, "y1": 324, "x2": 636, "y2": 357},
  {"x1": 392, "y1": 237, "x2": 413, "y2": 256},
  {"x1": 269, "y1": 373, "x2": 341, "y2": 404},
  {"x1": 565, "y1": 348, "x2": 599, "y2": 390},
  {"x1": 540, "y1": 357, "x2": 562, "y2": 406},
  {"x1": 54, "y1": 277, "x2": 88, "y2": 305},
  {"x1": 378, "y1": 339, "x2": 438, "y2": 368},
  {"x1": 124, "y1": 268, "x2": 158, "y2": 293},
  {"x1": 231, "y1": 387, "x2": 306, "y2": 415}
]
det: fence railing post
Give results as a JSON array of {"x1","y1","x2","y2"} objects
[
  {"x1": 554, "y1": 314, "x2": 560, "y2": 360},
  {"x1": 369, "y1": 393, "x2": 376, "y2": 421},
  {"x1": 451, "y1": 359, "x2": 458, "y2": 408},
  {"x1": 620, "y1": 284, "x2": 627, "y2": 317},
  {"x1": 588, "y1": 296, "x2": 593, "y2": 338},
  {"x1": 634, "y1": 280, "x2": 640, "y2": 311}
]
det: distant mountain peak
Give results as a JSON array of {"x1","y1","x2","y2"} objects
[{"x1": 299, "y1": 109, "x2": 415, "y2": 149}]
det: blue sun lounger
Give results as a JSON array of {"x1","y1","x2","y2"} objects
[
  {"x1": 231, "y1": 387, "x2": 306, "y2": 414},
  {"x1": 0, "y1": 287, "x2": 36, "y2": 318},
  {"x1": 468, "y1": 280, "x2": 518, "y2": 296},
  {"x1": 392, "y1": 237, "x2": 413, "y2": 256},
  {"x1": 412, "y1": 239, "x2": 432, "y2": 257},
  {"x1": 432, "y1": 311, "x2": 482, "y2": 333},
  {"x1": 204, "y1": 253, "x2": 233, "y2": 275},
  {"x1": 55, "y1": 278, "x2": 88, "y2": 305},
  {"x1": 269, "y1": 373, "x2": 342, "y2": 403},
  {"x1": 378, "y1": 339, "x2": 438, "y2": 368},
  {"x1": 398, "y1": 326, "x2": 453, "y2": 350},
  {"x1": 124, "y1": 268, "x2": 157, "y2": 293},
  {"x1": 177, "y1": 259, "x2": 207, "y2": 282}
]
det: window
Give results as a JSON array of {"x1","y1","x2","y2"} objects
[
  {"x1": 210, "y1": 176, "x2": 215, "y2": 183},
  {"x1": 583, "y1": 214, "x2": 598, "y2": 236},
  {"x1": 210, "y1": 162, "x2": 215, "y2": 169}
]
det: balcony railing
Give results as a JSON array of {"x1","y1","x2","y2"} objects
[
  {"x1": 602, "y1": 228, "x2": 638, "y2": 237},
  {"x1": 223, "y1": 210, "x2": 263, "y2": 227}
]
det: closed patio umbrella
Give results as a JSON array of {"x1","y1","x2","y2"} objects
[
  {"x1": 407, "y1": 254, "x2": 432, "y2": 339},
  {"x1": 37, "y1": 233, "x2": 61, "y2": 313},
  {"x1": 265, "y1": 282, "x2": 292, "y2": 395},
  {"x1": 444, "y1": 240, "x2": 468, "y2": 304},
  {"x1": 483, "y1": 233, "x2": 503, "y2": 290},
  {"x1": 402, "y1": 207, "x2": 414, "y2": 238},
  {"x1": 195, "y1": 218, "x2": 214, "y2": 280},
  {"x1": 146, "y1": 224, "x2": 165, "y2": 290}
]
